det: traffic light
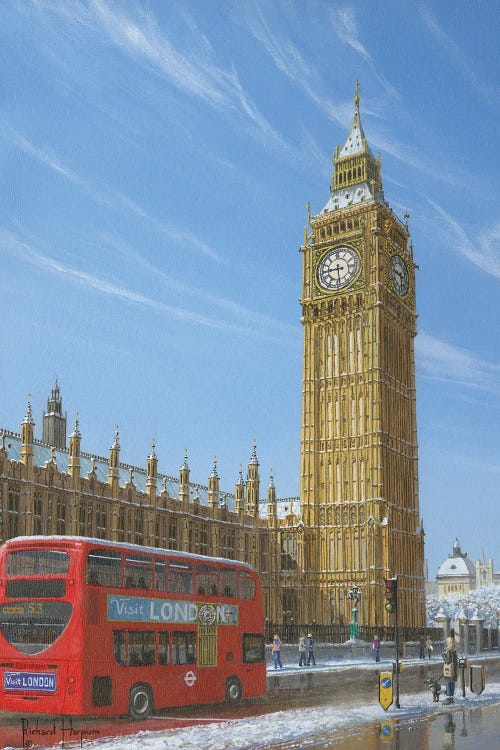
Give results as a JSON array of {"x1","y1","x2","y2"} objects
[{"x1": 384, "y1": 577, "x2": 398, "y2": 614}]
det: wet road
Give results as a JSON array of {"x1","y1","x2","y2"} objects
[
  {"x1": 0, "y1": 657, "x2": 499, "y2": 748},
  {"x1": 263, "y1": 704, "x2": 500, "y2": 750}
]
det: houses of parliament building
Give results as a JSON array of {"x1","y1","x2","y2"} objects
[{"x1": 0, "y1": 86, "x2": 425, "y2": 628}]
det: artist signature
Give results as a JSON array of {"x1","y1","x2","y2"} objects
[{"x1": 20, "y1": 717, "x2": 100, "y2": 748}]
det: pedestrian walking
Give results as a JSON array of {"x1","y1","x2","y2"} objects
[
  {"x1": 372, "y1": 634, "x2": 380, "y2": 662},
  {"x1": 306, "y1": 633, "x2": 316, "y2": 666},
  {"x1": 442, "y1": 635, "x2": 458, "y2": 704},
  {"x1": 426, "y1": 636, "x2": 434, "y2": 660},
  {"x1": 272, "y1": 634, "x2": 283, "y2": 669},
  {"x1": 298, "y1": 633, "x2": 307, "y2": 666},
  {"x1": 419, "y1": 637, "x2": 425, "y2": 659}
]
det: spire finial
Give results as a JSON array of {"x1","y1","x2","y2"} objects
[
  {"x1": 181, "y1": 449, "x2": 189, "y2": 471},
  {"x1": 149, "y1": 437, "x2": 157, "y2": 460},
  {"x1": 112, "y1": 424, "x2": 120, "y2": 449},
  {"x1": 269, "y1": 467, "x2": 274, "y2": 488},
  {"x1": 250, "y1": 438, "x2": 259, "y2": 465},
  {"x1": 210, "y1": 454, "x2": 219, "y2": 479},
  {"x1": 354, "y1": 79, "x2": 360, "y2": 107},
  {"x1": 72, "y1": 411, "x2": 81, "y2": 438},
  {"x1": 23, "y1": 393, "x2": 34, "y2": 425}
]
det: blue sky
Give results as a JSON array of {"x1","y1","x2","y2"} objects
[{"x1": 0, "y1": 1, "x2": 498, "y2": 578}]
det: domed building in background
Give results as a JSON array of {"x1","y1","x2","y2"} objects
[{"x1": 436, "y1": 539, "x2": 476, "y2": 596}]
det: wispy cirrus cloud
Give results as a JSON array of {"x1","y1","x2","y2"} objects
[
  {"x1": 419, "y1": 7, "x2": 500, "y2": 105},
  {"x1": 0, "y1": 230, "x2": 298, "y2": 341},
  {"x1": 427, "y1": 199, "x2": 500, "y2": 279},
  {"x1": 0, "y1": 230, "x2": 245, "y2": 334},
  {"x1": 331, "y1": 7, "x2": 400, "y2": 100},
  {"x1": 98, "y1": 232, "x2": 298, "y2": 338},
  {"x1": 2, "y1": 123, "x2": 224, "y2": 263},
  {"x1": 416, "y1": 332, "x2": 500, "y2": 394},
  {"x1": 237, "y1": 3, "x2": 352, "y2": 128},
  {"x1": 30, "y1": 0, "x2": 292, "y2": 156}
]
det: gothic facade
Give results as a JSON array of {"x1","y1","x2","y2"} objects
[{"x1": 0, "y1": 86, "x2": 426, "y2": 628}]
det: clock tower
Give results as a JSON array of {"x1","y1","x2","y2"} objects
[{"x1": 300, "y1": 84, "x2": 425, "y2": 627}]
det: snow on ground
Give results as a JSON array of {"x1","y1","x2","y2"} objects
[
  {"x1": 56, "y1": 681, "x2": 500, "y2": 750},
  {"x1": 4, "y1": 655, "x2": 499, "y2": 750}
]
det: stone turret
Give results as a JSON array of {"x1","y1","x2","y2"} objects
[
  {"x1": 21, "y1": 396, "x2": 35, "y2": 478},
  {"x1": 108, "y1": 426, "x2": 120, "y2": 498},
  {"x1": 267, "y1": 469, "x2": 277, "y2": 525},
  {"x1": 179, "y1": 450, "x2": 190, "y2": 509},
  {"x1": 208, "y1": 456, "x2": 220, "y2": 511},
  {"x1": 68, "y1": 413, "x2": 81, "y2": 488},
  {"x1": 146, "y1": 439, "x2": 158, "y2": 505},
  {"x1": 245, "y1": 440, "x2": 260, "y2": 516},
  {"x1": 42, "y1": 379, "x2": 67, "y2": 449},
  {"x1": 235, "y1": 465, "x2": 245, "y2": 515}
]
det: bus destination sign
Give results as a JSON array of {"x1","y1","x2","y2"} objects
[{"x1": 107, "y1": 596, "x2": 239, "y2": 625}]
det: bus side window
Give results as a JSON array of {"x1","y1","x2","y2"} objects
[
  {"x1": 172, "y1": 631, "x2": 196, "y2": 665},
  {"x1": 169, "y1": 562, "x2": 193, "y2": 594},
  {"x1": 87, "y1": 549, "x2": 121, "y2": 587},
  {"x1": 158, "y1": 632, "x2": 169, "y2": 665},
  {"x1": 124, "y1": 554, "x2": 153, "y2": 590},
  {"x1": 196, "y1": 564, "x2": 219, "y2": 597},
  {"x1": 154, "y1": 559, "x2": 168, "y2": 591},
  {"x1": 239, "y1": 572, "x2": 256, "y2": 599},
  {"x1": 113, "y1": 631, "x2": 126, "y2": 666},
  {"x1": 221, "y1": 569, "x2": 238, "y2": 598},
  {"x1": 129, "y1": 631, "x2": 155, "y2": 666}
]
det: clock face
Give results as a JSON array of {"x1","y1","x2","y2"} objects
[
  {"x1": 389, "y1": 254, "x2": 409, "y2": 296},
  {"x1": 317, "y1": 246, "x2": 360, "y2": 291}
]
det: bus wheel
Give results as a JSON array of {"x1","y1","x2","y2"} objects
[
  {"x1": 225, "y1": 677, "x2": 242, "y2": 704},
  {"x1": 129, "y1": 683, "x2": 153, "y2": 720}
]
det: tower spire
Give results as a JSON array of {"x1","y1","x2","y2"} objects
[
  {"x1": 339, "y1": 80, "x2": 371, "y2": 158},
  {"x1": 323, "y1": 82, "x2": 383, "y2": 211}
]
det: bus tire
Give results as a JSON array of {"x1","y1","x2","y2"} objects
[
  {"x1": 129, "y1": 683, "x2": 153, "y2": 720},
  {"x1": 225, "y1": 677, "x2": 242, "y2": 704}
]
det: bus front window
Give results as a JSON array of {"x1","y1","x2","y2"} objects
[
  {"x1": 0, "y1": 601, "x2": 72, "y2": 654},
  {"x1": 7, "y1": 549, "x2": 69, "y2": 576}
]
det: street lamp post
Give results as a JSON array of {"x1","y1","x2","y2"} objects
[{"x1": 347, "y1": 585, "x2": 361, "y2": 641}]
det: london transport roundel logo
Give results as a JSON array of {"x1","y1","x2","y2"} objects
[
  {"x1": 184, "y1": 671, "x2": 197, "y2": 687},
  {"x1": 198, "y1": 604, "x2": 217, "y2": 625}
]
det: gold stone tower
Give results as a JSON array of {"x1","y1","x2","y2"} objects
[{"x1": 299, "y1": 84, "x2": 425, "y2": 627}]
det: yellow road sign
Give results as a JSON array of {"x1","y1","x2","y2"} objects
[{"x1": 379, "y1": 671, "x2": 394, "y2": 711}]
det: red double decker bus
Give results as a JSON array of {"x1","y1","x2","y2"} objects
[{"x1": 0, "y1": 536, "x2": 266, "y2": 718}]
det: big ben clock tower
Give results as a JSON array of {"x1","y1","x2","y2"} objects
[{"x1": 300, "y1": 83, "x2": 425, "y2": 627}]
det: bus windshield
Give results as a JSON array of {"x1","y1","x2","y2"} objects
[{"x1": 0, "y1": 601, "x2": 73, "y2": 654}]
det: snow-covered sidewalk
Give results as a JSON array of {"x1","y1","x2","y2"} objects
[{"x1": 46, "y1": 681, "x2": 500, "y2": 750}]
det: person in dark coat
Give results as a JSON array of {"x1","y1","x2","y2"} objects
[
  {"x1": 306, "y1": 633, "x2": 316, "y2": 666},
  {"x1": 372, "y1": 634, "x2": 380, "y2": 662}
]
